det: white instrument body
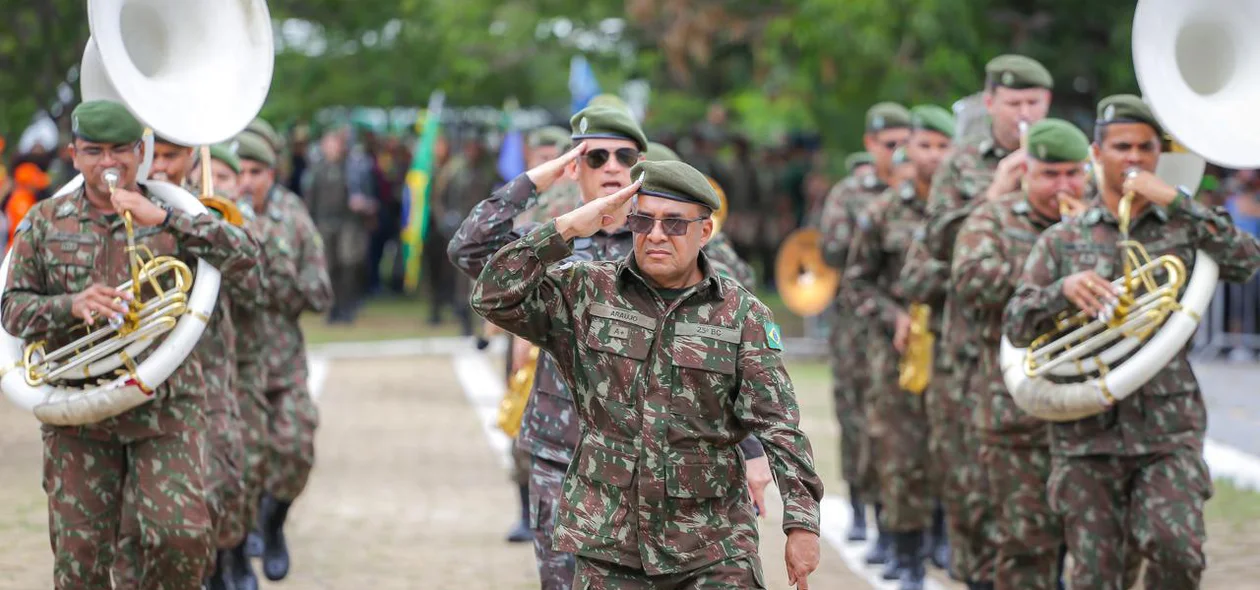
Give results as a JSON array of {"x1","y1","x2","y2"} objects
[{"x1": 0, "y1": 181, "x2": 221, "y2": 425}]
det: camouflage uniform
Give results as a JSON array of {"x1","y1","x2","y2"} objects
[
  {"x1": 908, "y1": 125, "x2": 1006, "y2": 581},
  {"x1": 304, "y1": 154, "x2": 370, "y2": 321},
  {"x1": 818, "y1": 172, "x2": 887, "y2": 500},
  {"x1": 259, "y1": 184, "x2": 332, "y2": 501},
  {"x1": 844, "y1": 182, "x2": 934, "y2": 533},
  {"x1": 469, "y1": 217, "x2": 823, "y2": 583},
  {"x1": 951, "y1": 192, "x2": 1061, "y2": 589},
  {"x1": 1005, "y1": 198, "x2": 1260, "y2": 589},
  {"x1": 3, "y1": 187, "x2": 260, "y2": 590},
  {"x1": 449, "y1": 175, "x2": 763, "y2": 589},
  {"x1": 704, "y1": 232, "x2": 757, "y2": 288}
]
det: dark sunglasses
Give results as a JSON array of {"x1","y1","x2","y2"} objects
[
  {"x1": 626, "y1": 213, "x2": 708, "y2": 236},
  {"x1": 583, "y1": 148, "x2": 640, "y2": 169}
]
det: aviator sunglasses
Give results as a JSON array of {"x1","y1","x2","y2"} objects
[
  {"x1": 625, "y1": 213, "x2": 709, "y2": 236},
  {"x1": 583, "y1": 147, "x2": 640, "y2": 169}
]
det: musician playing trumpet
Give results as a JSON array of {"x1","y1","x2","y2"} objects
[
  {"x1": 1004, "y1": 95, "x2": 1260, "y2": 589},
  {"x1": 1, "y1": 100, "x2": 262, "y2": 590}
]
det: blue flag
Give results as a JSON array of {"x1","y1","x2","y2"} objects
[
  {"x1": 497, "y1": 128, "x2": 525, "y2": 183},
  {"x1": 569, "y1": 55, "x2": 601, "y2": 115}
]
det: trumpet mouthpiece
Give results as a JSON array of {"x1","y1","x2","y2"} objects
[{"x1": 102, "y1": 168, "x2": 121, "y2": 187}]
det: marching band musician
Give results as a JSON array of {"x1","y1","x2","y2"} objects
[
  {"x1": 1, "y1": 100, "x2": 263, "y2": 589},
  {"x1": 469, "y1": 159, "x2": 823, "y2": 588},
  {"x1": 234, "y1": 129, "x2": 333, "y2": 582},
  {"x1": 148, "y1": 134, "x2": 195, "y2": 186},
  {"x1": 818, "y1": 102, "x2": 911, "y2": 555},
  {"x1": 844, "y1": 105, "x2": 955, "y2": 590},
  {"x1": 1003, "y1": 95, "x2": 1260, "y2": 589},
  {"x1": 950, "y1": 119, "x2": 1090, "y2": 589},
  {"x1": 909, "y1": 54, "x2": 1053, "y2": 590}
]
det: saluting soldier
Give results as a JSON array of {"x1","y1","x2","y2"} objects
[
  {"x1": 819, "y1": 102, "x2": 911, "y2": 554},
  {"x1": 1004, "y1": 95, "x2": 1260, "y2": 590},
  {"x1": 950, "y1": 119, "x2": 1089, "y2": 590},
  {"x1": 907, "y1": 54, "x2": 1053, "y2": 588},
  {"x1": 2, "y1": 100, "x2": 262, "y2": 589},
  {"x1": 234, "y1": 130, "x2": 333, "y2": 582},
  {"x1": 470, "y1": 159, "x2": 824, "y2": 589},
  {"x1": 845, "y1": 105, "x2": 954, "y2": 589}
]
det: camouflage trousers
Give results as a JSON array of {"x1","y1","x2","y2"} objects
[
  {"x1": 866, "y1": 341, "x2": 932, "y2": 532},
  {"x1": 44, "y1": 417, "x2": 213, "y2": 589},
  {"x1": 264, "y1": 381, "x2": 320, "y2": 501},
  {"x1": 530, "y1": 456, "x2": 576, "y2": 590},
  {"x1": 1049, "y1": 448, "x2": 1211, "y2": 590},
  {"x1": 929, "y1": 354, "x2": 997, "y2": 582},
  {"x1": 511, "y1": 439, "x2": 531, "y2": 486},
  {"x1": 982, "y1": 442, "x2": 1062, "y2": 590},
  {"x1": 573, "y1": 555, "x2": 766, "y2": 589},
  {"x1": 237, "y1": 360, "x2": 271, "y2": 542},
  {"x1": 830, "y1": 317, "x2": 875, "y2": 498}
]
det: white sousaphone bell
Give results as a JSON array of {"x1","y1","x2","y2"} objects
[
  {"x1": 998, "y1": 0, "x2": 1250, "y2": 422},
  {"x1": 0, "y1": 0, "x2": 274, "y2": 425}
]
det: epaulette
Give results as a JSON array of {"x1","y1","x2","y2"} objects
[
  {"x1": 54, "y1": 202, "x2": 77, "y2": 218},
  {"x1": 1011, "y1": 200, "x2": 1030, "y2": 215}
]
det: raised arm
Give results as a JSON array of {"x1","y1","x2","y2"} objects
[{"x1": 1175, "y1": 197, "x2": 1260, "y2": 282}]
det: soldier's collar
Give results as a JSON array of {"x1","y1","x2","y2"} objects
[
  {"x1": 1084, "y1": 201, "x2": 1170, "y2": 227},
  {"x1": 978, "y1": 125, "x2": 1012, "y2": 159},
  {"x1": 71, "y1": 185, "x2": 151, "y2": 229},
  {"x1": 619, "y1": 249, "x2": 727, "y2": 303},
  {"x1": 1012, "y1": 193, "x2": 1058, "y2": 229},
  {"x1": 897, "y1": 181, "x2": 917, "y2": 201}
]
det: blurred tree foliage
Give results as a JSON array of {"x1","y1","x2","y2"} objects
[{"x1": 0, "y1": 0, "x2": 1142, "y2": 154}]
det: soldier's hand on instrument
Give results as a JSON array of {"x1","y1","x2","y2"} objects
[
  {"x1": 1063, "y1": 271, "x2": 1119, "y2": 318},
  {"x1": 744, "y1": 455, "x2": 772, "y2": 518},
  {"x1": 72, "y1": 284, "x2": 132, "y2": 325},
  {"x1": 555, "y1": 175, "x2": 642, "y2": 240},
  {"x1": 1122, "y1": 169, "x2": 1179, "y2": 206},
  {"x1": 785, "y1": 529, "x2": 820, "y2": 589},
  {"x1": 893, "y1": 311, "x2": 912, "y2": 353},
  {"x1": 110, "y1": 189, "x2": 168, "y2": 226},
  {"x1": 526, "y1": 141, "x2": 587, "y2": 193},
  {"x1": 1057, "y1": 192, "x2": 1089, "y2": 218},
  {"x1": 987, "y1": 149, "x2": 1028, "y2": 200}
]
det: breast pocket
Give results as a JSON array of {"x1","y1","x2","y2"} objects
[
  {"x1": 45, "y1": 239, "x2": 99, "y2": 295},
  {"x1": 582, "y1": 317, "x2": 652, "y2": 406},
  {"x1": 669, "y1": 331, "x2": 739, "y2": 418}
]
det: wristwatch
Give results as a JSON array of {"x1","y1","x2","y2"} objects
[{"x1": 159, "y1": 203, "x2": 175, "y2": 227}]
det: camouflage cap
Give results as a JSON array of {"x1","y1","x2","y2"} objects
[
  {"x1": 985, "y1": 54, "x2": 1054, "y2": 90},
  {"x1": 527, "y1": 126, "x2": 572, "y2": 150},
  {"x1": 570, "y1": 105, "x2": 649, "y2": 152},
  {"x1": 208, "y1": 142, "x2": 242, "y2": 174},
  {"x1": 71, "y1": 100, "x2": 144, "y2": 145},
  {"x1": 910, "y1": 105, "x2": 956, "y2": 137},
  {"x1": 644, "y1": 141, "x2": 681, "y2": 162},
  {"x1": 866, "y1": 102, "x2": 912, "y2": 132},
  {"x1": 245, "y1": 117, "x2": 284, "y2": 151},
  {"x1": 233, "y1": 132, "x2": 276, "y2": 168},
  {"x1": 630, "y1": 160, "x2": 721, "y2": 211},
  {"x1": 844, "y1": 152, "x2": 874, "y2": 173},
  {"x1": 1096, "y1": 94, "x2": 1162, "y2": 136},
  {"x1": 1025, "y1": 118, "x2": 1090, "y2": 163}
]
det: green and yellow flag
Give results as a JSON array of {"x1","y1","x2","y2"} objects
[{"x1": 400, "y1": 91, "x2": 445, "y2": 293}]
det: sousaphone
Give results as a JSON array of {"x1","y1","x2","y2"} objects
[
  {"x1": 775, "y1": 228, "x2": 841, "y2": 317},
  {"x1": 0, "y1": 0, "x2": 274, "y2": 425}
]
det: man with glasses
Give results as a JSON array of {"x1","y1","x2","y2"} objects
[
  {"x1": 469, "y1": 159, "x2": 823, "y2": 588},
  {"x1": 817, "y1": 101, "x2": 911, "y2": 556},
  {"x1": 906, "y1": 54, "x2": 1053, "y2": 589},
  {"x1": 3, "y1": 100, "x2": 262, "y2": 589},
  {"x1": 449, "y1": 106, "x2": 771, "y2": 590}
]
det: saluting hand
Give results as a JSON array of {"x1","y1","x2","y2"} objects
[
  {"x1": 785, "y1": 529, "x2": 820, "y2": 589},
  {"x1": 555, "y1": 175, "x2": 643, "y2": 240},
  {"x1": 110, "y1": 189, "x2": 168, "y2": 226},
  {"x1": 986, "y1": 149, "x2": 1027, "y2": 201},
  {"x1": 526, "y1": 142, "x2": 586, "y2": 193}
]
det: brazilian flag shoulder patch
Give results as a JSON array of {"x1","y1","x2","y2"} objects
[{"x1": 765, "y1": 321, "x2": 783, "y2": 351}]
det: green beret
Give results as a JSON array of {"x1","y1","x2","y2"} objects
[
  {"x1": 570, "y1": 105, "x2": 649, "y2": 152},
  {"x1": 527, "y1": 126, "x2": 572, "y2": 150},
  {"x1": 588, "y1": 94, "x2": 632, "y2": 114},
  {"x1": 630, "y1": 160, "x2": 721, "y2": 211},
  {"x1": 910, "y1": 105, "x2": 956, "y2": 137},
  {"x1": 1096, "y1": 94, "x2": 1163, "y2": 136},
  {"x1": 232, "y1": 132, "x2": 276, "y2": 168},
  {"x1": 845, "y1": 152, "x2": 874, "y2": 173},
  {"x1": 985, "y1": 54, "x2": 1054, "y2": 90},
  {"x1": 645, "y1": 141, "x2": 681, "y2": 162},
  {"x1": 891, "y1": 147, "x2": 909, "y2": 166},
  {"x1": 245, "y1": 117, "x2": 284, "y2": 151},
  {"x1": 866, "y1": 102, "x2": 911, "y2": 132},
  {"x1": 71, "y1": 100, "x2": 144, "y2": 145},
  {"x1": 153, "y1": 134, "x2": 191, "y2": 148},
  {"x1": 208, "y1": 142, "x2": 241, "y2": 174},
  {"x1": 1025, "y1": 118, "x2": 1090, "y2": 163}
]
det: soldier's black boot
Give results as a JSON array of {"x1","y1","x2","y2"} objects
[
  {"x1": 897, "y1": 531, "x2": 927, "y2": 590},
  {"x1": 230, "y1": 539, "x2": 259, "y2": 590},
  {"x1": 207, "y1": 549, "x2": 237, "y2": 590},
  {"x1": 260, "y1": 493, "x2": 292, "y2": 581},
  {"x1": 245, "y1": 497, "x2": 264, "y2": 558},
  {"x1": 864, "y1": 503, "x2": 892, "y2": 565},
  {"x1": 847, "y1": 488, "x2": 868, "y2": 542},
  {"x1": 506, "y1": 484, "x2": 532, "y2": 543},
  {"x1": 966, "y1": 582, "x2": 995, "y2": 590},
  {"x1": 929, "y1": 502, "x2": 950, "y2": 569}
]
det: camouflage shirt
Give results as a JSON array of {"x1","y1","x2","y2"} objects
[
  {"x1": 951, "y1": 191, "x2": 1056, "y2": 446},
  {"x1": 231, "y1": 205, "x2": 272, "y2": 409},
  {"x1": 819, "y1": 172, "x2": 888, "y2": 269},
  {"x1": 258, "y1": 185, "x2": 333, "y2": 392},
  {"x1": 1005, "y1": 198, "x2": 1260, "y2": 456},
  {"x1": 470, "y1": 219, "x2": 823, "y2": 574},
  {"x1": 2, "y1": 187, "x2": 261, "y2": 429},
  {"x1": 703, "y1": 232, "x2": 757, "y2": 289},
  {"x1": 844, "y1": 182, "x2": 935, "y2": 332},
  {"x1": 514, "y1": 180, "x2": 582, "y2": 227}
]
